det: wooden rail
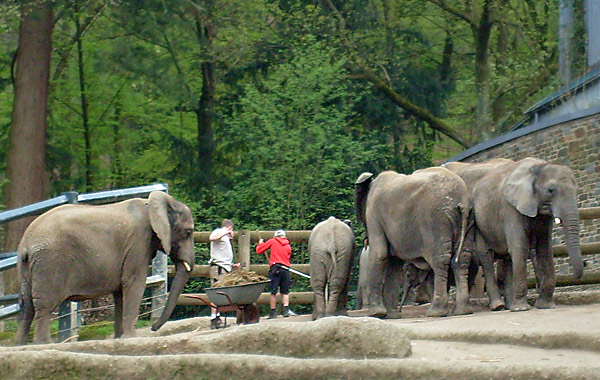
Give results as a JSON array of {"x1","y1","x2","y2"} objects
[
  {"x1": 179, "y1": 207, "x2": 600, "y2": 308},
  {"x1": 193, "y1": 230, "x2": 312, "y2": 243},
  {"x1": 177, "y1": 292, "x2": 315, "y2": 306}
]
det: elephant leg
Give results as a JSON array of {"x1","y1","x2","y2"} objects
[
  {"x1": 310, "y1": 260, "x2": 327, "y2": 320},
  {"x1": 336, "y1": 280, "x2": 350, "y2": 316},
  {"x1": 427, "y1": 249, "x2": 451, "y2": 317},
  {"x1": 30, "y1": 288, "x2": 61, "y2": 344},
  {"x1": 479, "y1": 249, "x2": 505, "y2": 311},
  {"x1": 367, "y1": 229, "x2": 388, "y2": 318},
  {"x1": 335, "y1": 265, "x2": 352, "y2": 316},
  {"x1": 383, "y1": 256, "x2": 403, "y2": 319},
  {"x1": 33, "y1": 313, "x2": 53, "y2": 344},
  {"x1": 15, "y1": 286, "x2": 34, "y2": 345},
  {"x1": 356, "y1": 286, "x2": 364, "y2": 310},
  {"x1": 400, "y1": 264, "x2": 416, "y2": 307},
  {"x1": 452, "y1": 250, "x2": 472, "y2": 315},
  {"x1": 113, "y1": 288, "x2": 124, "y2": 338},
  {"x1": 121, "y1": 277, "x2": 146, "y2": 338},
  {"x1": 532, "y1": 222, "x2": 556, "y2": 309},
  {"x1": 325, "y1": 275, "x2": 342, "y2": 316},
  {"x1": 497, "y1": 257, "x2": 515, "y2": 309},
  {"x1": 506, "y1": 229, "x2": 531, "y2": 312},
  {"x1": 31, "y1": 297, "x2": 55, "y2": 344}
]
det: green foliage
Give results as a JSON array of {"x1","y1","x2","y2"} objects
[{"x1": 219, "y1": 36, "x2": 368, "y2": 229}]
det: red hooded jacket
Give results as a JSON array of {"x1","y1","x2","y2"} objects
[{"x1": 255, "y1": 237, "x2": 291, "y2": 267}]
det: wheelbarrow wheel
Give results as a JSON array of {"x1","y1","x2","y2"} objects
[{"x1": 237, "y1": 303, "x2": 260, "y2": 325}]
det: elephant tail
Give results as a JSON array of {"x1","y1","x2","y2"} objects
[
  {"x1": 453, "y1": 201, "x2": 470, "y2": 265},
  {"x1": 354, "y1": 172, "x2": 373, "y2": 231}
]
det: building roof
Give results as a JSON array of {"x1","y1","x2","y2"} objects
[{"x1": 523, "y1": 65, "x2": 600, "y2": 117}]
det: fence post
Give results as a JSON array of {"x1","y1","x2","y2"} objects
[
  {"x1": 58, "y1": 191, "x2": 80, "y2": 342},
  {"x1": 151, "y1": 251, "x2": 168, "y2": 322},
  {"x1": 238, "y1": 230, "x2": 251, "y2": 270}
]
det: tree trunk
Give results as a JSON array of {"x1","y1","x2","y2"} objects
[
  {"x1": 197, "y1": 59, "x2": 215, "y2": 189},
  {"x1": 112, "y1": 101, "x2": 123, "y2": 188},
  {"x1": 439, "y1": 30, "x2": 454, "y2": 92},
  {"x1": 3, "y1": 2, "x2": 53, "y2": 294},
  {"x1": 194, "y1": 3, "x2": 216, "y2": 194},
  {"x1": 472, "y1": 0, "x2": 493, "y2": 140},
  {"x1": 558, "y1": 0, "x2": 574, "y2": 85},
  {"x1": 492, "y1": 19, "x2": 508, "y2": 129},
  {"x1": 75, "y1": 9, "x2": 92, "y2": 192}
]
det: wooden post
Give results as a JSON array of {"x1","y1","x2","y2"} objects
[{"x1": 237, "y1": 230, "x2": 251, "y2": 270}]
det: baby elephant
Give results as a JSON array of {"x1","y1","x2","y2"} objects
[{"x1": 309, "y1": 217, "x2": 356, "y2": 320}]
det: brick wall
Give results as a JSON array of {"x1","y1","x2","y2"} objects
[{"x1": 463, "y1": 112, "x2": 600, "y2": 276}]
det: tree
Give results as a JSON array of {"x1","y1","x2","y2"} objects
[
  {"x1": 3, "y1": 1, "x2": 53, "y2": 294},
  {"x1": 323, "y1": 0, "x2": 472, "y2": 149}
]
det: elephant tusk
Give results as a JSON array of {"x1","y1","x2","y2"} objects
[
  {"x1": 554, "y1": 218, "x2": 562, "y2": 225},
  {"x1": 183, "y1": 262, "x2": 192, "y2": 272}
]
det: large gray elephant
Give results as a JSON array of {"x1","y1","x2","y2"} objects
[
  {"x1": 444, "y1": 158, "x2": 584, "y2": 312},
  {"x1": 309, "y1": 216, "x2": 356, "y2": 320},
  {"x1": 15, "y1": 191, "x2": 195, "y2": 344},
  {"x1": 355, "y1": 167, "x2": 472, "y2": 318}
]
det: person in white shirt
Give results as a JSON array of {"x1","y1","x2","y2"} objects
[{"x1": 209, "y1": 219, "x2": 240, "y2": 328}]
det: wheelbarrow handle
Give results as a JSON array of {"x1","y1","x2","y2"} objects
[
  {"x1": 216, "y1": 291, "x2": 235, "y2": 305},
  {"x1": 184, "y1": 294, "x2": 215, "y2": 308}
]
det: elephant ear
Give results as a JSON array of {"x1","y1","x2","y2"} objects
[
  {"x1": 501, "y1": 158, "x2": 546, "y2": 217},
  {"x1": 148, "y1": 191, "x2": 173, "y2": 255}
]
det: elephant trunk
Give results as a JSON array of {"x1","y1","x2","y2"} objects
[
  {"x1": 151, "y1": 261, "x2": 190, "y2": 331},
  {"x1": 561, "y1": 210, "x2": 584, "y2": 279}
]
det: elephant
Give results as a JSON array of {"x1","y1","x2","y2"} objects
[
  {"x1": 309, "y1": 216, "x2": 356, "y2": 320},
  {"x1": 14, "y1": 191, "x2": 195, "y2": 344},
  {"x1": 400, "y1": 262, "x2": 433, "y2": 307},
  {"x1": 356, "y1": 245, "x2": 429, "y2": 310},
  {"x1": 355, "y1": 167, "x2": 472, "y2": 318},
  {"x1": 356, "y1": 245, "x2": 370, "y2": 309},
  {"x1": 444, "y1": 158, "x2": 584, "y2": 312}
]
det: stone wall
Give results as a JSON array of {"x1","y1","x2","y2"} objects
[{"x1": 463, "y1": 112, "x2": 600, "y2": 276}]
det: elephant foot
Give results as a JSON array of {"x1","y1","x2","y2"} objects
[
  {"x1": 453, "y1": 304, "x2": 473, "y2": 316},
  {"x1": 426, "y1": 305, "x2": 448, "y2": 317},
  {"x1": 368, "y1": 305, "x2": 387, "y2": 319},
  {"x1": 489, "y1": 298, "x2": 506, "y2": 311},
  {"x1": 535, "y1": 297, "x2": 556, "y2": 309},
  {"x1": 509, "y1": 298, "x2": 531, "y2": 312},
  {"x1": 385, "y1": 309, "x2": 402, "y2": 319}
]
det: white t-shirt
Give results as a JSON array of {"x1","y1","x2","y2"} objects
[{"x1": 209, "y1": 227, "x2": 233, "y2": 272}]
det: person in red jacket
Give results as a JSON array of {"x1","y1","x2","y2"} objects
[{"x1": 256, "y1": 229, "x2": 293, "y2": 318}]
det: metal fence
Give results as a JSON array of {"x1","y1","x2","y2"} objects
[{"x1": 0, "y1": 184, "x2": 169, "y2": 342}]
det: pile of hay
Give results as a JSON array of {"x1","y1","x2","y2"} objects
[{"x1": 212, "y1": 269, "x2": 268, "y2": 287}]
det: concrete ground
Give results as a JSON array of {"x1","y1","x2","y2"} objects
[{"x1": 2, "y1": 292, "x2": 600, "y2": 379}]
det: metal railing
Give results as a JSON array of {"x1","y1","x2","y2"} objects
[{"x1": 0, "y1": 184, "x2": 169, "y2": 342}]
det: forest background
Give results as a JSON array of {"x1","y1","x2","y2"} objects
[{"x1": 0, "y1": 0, "x2": 590, "y2": 316}]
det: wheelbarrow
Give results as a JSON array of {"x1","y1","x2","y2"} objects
[{"x1": 185, "y1": 281, "x2": 270, "y2": 328}]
